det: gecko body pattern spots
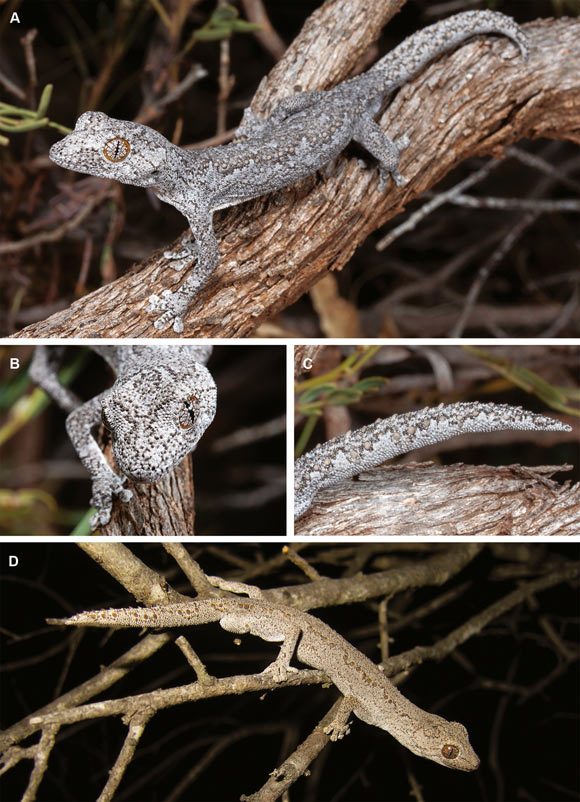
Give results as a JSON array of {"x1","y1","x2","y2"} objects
[
  {"x1": 294, "y1": 402, "x2": 571, "y2": 518},
  {"x1": 29, "y1": 345, "x2": 216, "y2": 529},
  {"x1": 49, "y1": 10, "x2": 528, "y2": 333},
  {"x1": 48, "y1": 578, "x2": 480, "y2": 771}
]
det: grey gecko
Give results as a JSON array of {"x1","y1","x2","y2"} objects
[
  {"x1": 48, "y1": 10, "x2": 528, "y2": 333},
  {"x1": 30, "y1": 346, "x2": 216, "y2": 528},
  {"x1": 294, "y1": 402, "x2": 571, "y2": 518}
]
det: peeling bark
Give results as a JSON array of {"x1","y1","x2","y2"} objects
[{"x1": 295, "y1": 462, "x2": 580, "y2": 537}]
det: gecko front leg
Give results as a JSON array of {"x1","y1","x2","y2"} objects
[
  {"x1": 29, "y1": 346, "x2": 82, "y2": 413},
  {"x1": 65, "y1": 393, "x2": 132, "y2": 528},
  {"x1": 147, "y1": 210, "x2": 219, "y2": 333},
  {"x1": 206, "y1": 576, "x2": 301, "y2": 682},
  {"x1": 323, "y1": 695, "x2": 356, "y2": 741}
]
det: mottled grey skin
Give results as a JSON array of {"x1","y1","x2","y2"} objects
[
  {"x1": 294, "y1": 402, "x2": 571, "y2": 518},
  {"x1": 48, "y1": 576, "x2": 479, "y2": 771},
  {"x1": 29, "y1": 346, "x2": 216, "y2": 528},
  {"x1": 48, "y1": 10, "x2": 528, "y2": 333}
]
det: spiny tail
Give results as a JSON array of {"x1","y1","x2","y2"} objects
[
  {"x1": 294, "y1": 402, "x2": 570, "y2": 518},
  {"x1": 367, "y1": 10, "x2": 528, "y2": 93},
  {"x1": 47, "y1": 604, "x2": 201, "y2": 628}
]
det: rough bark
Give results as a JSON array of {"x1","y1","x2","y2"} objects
[
  {"x1": 11, "y1": 14, "x2": 580, "y2": 338},
  {"x1": 295, "y1": 462, "x2": 580, "y2": 537},
  {"x1": 99, "y1": 453, "x2": 195, "y2": 536}
]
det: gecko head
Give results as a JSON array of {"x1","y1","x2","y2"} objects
[
  {"x1": 406, "y1": 715, "x2": 480, "y2": 771},
  {"x1": 49, "y1": 111, "x2": 170, "y2": 188},
  {"x1": 101, "y1": 362, "x2": 217, "y2": 482}
]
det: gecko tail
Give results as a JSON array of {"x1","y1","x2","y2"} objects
[
  {"x1": 45, "y1": 608, "x2": 162, "y2": 627},
  {"x1": 369, "y1": 9, "x2": 528, "y2": 93}
]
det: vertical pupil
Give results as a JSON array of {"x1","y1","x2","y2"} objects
[{"x1": 183, "y1": 399, "x2": 196, "y2": 424}]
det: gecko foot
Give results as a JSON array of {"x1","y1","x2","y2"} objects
[
  {"x1": 262, "y1": 662, "x2": 298, "y2": 683},
  {"x1": 377, "y1": 134, "x2": 411, "y2": 191},
  {"x1": 234, "y1": 108, "x2": 268, "y2": 140},
  {"x1": 323, "y1": 719, "x2": 352, "y2": 742},
  {"x1": 89, "y1": 475, "x2": 133, "y2": 530},
  {"x1": 147, "y1": 291, "x2": 188, "y2": 334}
]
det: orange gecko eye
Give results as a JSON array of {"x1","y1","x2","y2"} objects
[
  {"x1": 441, "y1": 744, "x2": 460, "y2": 760},
  {"x1": 178, "y1": 394, "x2": 199, "y2": 430},
  {"x1": 103, "y1": 137, "x2": 130, "y2": 162}
]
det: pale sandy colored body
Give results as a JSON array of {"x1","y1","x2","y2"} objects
[{"x1": 49, "y1": 577, "x2": 480, "y2": 770}]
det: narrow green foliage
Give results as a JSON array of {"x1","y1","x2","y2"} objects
[
  {"x1": 193, "y1": 5, "x2": 262, "y2": 41},
  {"x1": 295, "y1": 346, "x2": 388, "y2": 457},
  {"x1": 0, "y1": 84, "x2": 71, "y2": 141},
  {"x1": 464, "y1": 346, "x2": 580, "y2": 417}
]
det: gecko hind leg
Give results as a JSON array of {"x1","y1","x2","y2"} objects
[
  {"x1": 353, "y1": 117, "x2": 410, "y2": 189},
  {"x1": 235, "y1": 92, "x2": 328, "y2": 140},
  {"x1": 208, "y1": 576, "x2": 302, "y2": 682},
  {"x1": 219, "y1": 610, "x2": 301, "y2": 682},
  {"x1": 323, "y1": 695, "x2": 356, "y2": 741}
]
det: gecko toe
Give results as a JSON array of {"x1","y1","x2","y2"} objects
[{"x1": 392, "y1": 172, "x2": 408, "y2": 187}]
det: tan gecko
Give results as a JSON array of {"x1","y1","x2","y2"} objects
[{"x1": 48, "y1": 576, "x2": 479, "y2": 771}]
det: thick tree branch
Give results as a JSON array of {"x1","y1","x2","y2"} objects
[
  {"x1": 295, "y1": 462, "x2": 580, "y2": 537},
  {"x1": 100, "y1": 453, "x2": 195, "y2": 537},
  {"x1": 11, "y1": 16, "x2": 580, "y2": 338}
]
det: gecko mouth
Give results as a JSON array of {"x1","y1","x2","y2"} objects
[{"x1": 121, "y1": 465, "x2": 167, "y2": 483}]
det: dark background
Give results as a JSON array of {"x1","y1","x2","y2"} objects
[{"x1": 0, "y1": 543, "x2": 578, "y2": 802}]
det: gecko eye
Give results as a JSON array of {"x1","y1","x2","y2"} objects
[
  {"x1": 178, "y1": 394, "x2": 199, "y2": 430},
  {"x1": 103, "y1": 137, "x2": 130, "y2": 162},
  {"x1": 441, "y1": 744, "x2": 460, "y2": 760}
]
